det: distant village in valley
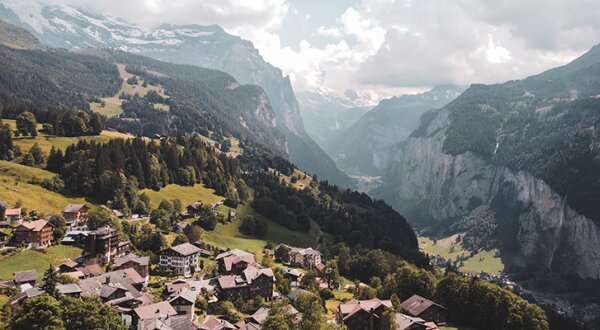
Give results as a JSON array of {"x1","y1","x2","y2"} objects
[{"x1": 0, "y1": 200, "x2": 451, "y2": 330}]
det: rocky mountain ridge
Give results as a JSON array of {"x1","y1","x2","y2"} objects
[{"x1": 0, "y1": 1, "x2": 352, "y2": 186}]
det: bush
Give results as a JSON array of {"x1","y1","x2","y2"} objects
[{"x1": 239, "y1": 216, "x2": 268, "y2": 237}]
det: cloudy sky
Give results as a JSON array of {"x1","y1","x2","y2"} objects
[{"x1": 28, "y1": 0, "x2": 600, "y2": 101}]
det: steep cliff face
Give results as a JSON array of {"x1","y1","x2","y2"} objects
[{"x1": 375, "y1": 109, "x2": 600, "y2": 278}]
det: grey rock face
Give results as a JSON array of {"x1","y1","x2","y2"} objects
[{"x1": 376, "y1": 109, "x2": 600, "y2": 278}]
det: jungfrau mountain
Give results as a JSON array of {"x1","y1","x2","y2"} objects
[{"x1": 0, "y1": 1, "x2": 353, "y2": 187}]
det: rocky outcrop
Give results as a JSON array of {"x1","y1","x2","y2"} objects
[{"x1": 375, "y1": 109, "x2": 600, "y2": 278}]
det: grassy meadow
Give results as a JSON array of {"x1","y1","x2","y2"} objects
[{"x1": 419, "y1": 235, "x2": 504, "y2": 274}]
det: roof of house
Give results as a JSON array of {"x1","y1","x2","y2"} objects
[
  {"x1": 18, "y1": 219, "x2": 53, "y2": 231},
  {"x1": 163, "y1": 243, "x2": 201, "y2": 256},
  {"x1": 114, "y1": 253, "x2": 150, "y2": 267},
  {"x1": 62, "y1": 204, "x2": 87, "y2": 213},
  {"x1": 79, "y1": 268, "x2": 145, "y2": 300},
  {"x1": 60, "y1": 259, "x2": 79, "y2": 269},
  {"x1": 242, "y1": 266, "x2": 274, "y2": 284},
  {"x1": 339, "y1": 299, "x2": 393, "y2": 320},
  {"x1": 168, "y1": 287, "x2": 198, "y2": 304},
  {"x1": 0, "y1": 201, "x2": 7, "y2": 208},
  {"x1": 282, "y1": 268, "x2": 303, "y2": 278},
  {"x1": 175, "y1": 222, "x2": 190, "y2": 230},
  {"x1": 401, "y1": 294, "x2": 447, "y2": 317},
  {"x1": 5, "y1": 208, "x2": 21, "y2": 216},
  {"x1": 89, "y1": 226, "x2": 118, "y2": 237},
  {"x1": 395, "y1": 313, "x2": 427, "y2": 330},
  {"x1": 56, "y1": 283, "x2": 82, "y2": 295},
  {"x1": 134, "y1": 301, "x2": 178, "y2": 320},
  {"x1": 215, "y1": 249, "x2": 254, "y2": 260},
  {"x1": 287, "y1": 288, "x2": 311, "y2": 301},
  {"x1": 199, "y1": 315, "x2": 236, "y2": 330},
  {"x1": 138, "y1": 314, "x2": 200, "y2": 330},
  {"x1": 187, "y1": 202, "x2": 203, "y2": 210},
  {"x1": 14, "y1": 270, "x2": 38, "y2": 283},
  {"x1": 289, "y1": 247, "x2": 321, "y2": 257},
  {"x1": 249, "y1": 306, "x2": 299, "y2": 325},
  {"x1": 75, "y1": 264, "x2": 105, "y2": 277}
]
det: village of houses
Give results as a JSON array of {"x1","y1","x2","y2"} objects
[{"x1": 0, "y1": 200, "x2": 449, "y2": 330}]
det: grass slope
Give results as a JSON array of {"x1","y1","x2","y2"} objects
[
  {"x1": 140, "y1": 184, "x2": 224, "y2": 209},
  {"x1": 419, "y1": 235, "x2": 504, "y2": 274},
  {"x1": 0, "y1": 161, "x2": 89, "y2": 214},
  {"x1": 0, "y1": 245, "x2": 82, "y2": 281}
]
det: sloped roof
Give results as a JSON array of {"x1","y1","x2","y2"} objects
[
  {"x1": 56, "y1": 283, "x2": 82, "y2": 295},
  {"x1": 165, "y1": 243, "x2": 201, "y2": 256},
  {"x1": 168, "y1": 287, "x2": 198, "y2": 304},
  {"x1": 401, "y1": 294, "x2": 447, "y2": 317},
  {"x1": 242, "y1": 266, "x2": 274, "y2": 284},
  {"x1": 135, "y1": 301, "x2": 177, "y2": 320},
  {"x1": 287, "y1": 288, "x2": 311, "y2": 301},
  {"x1": 395, "y1": 313, "x2": 427, "y2": 330},
  {"x1": 14, "y1": 270, "x2": 38, "y2": 283},
  {"x1": 215, "y1": 249, "x2": 254, "y2": 260},
  {"x1": 76, "y1": 264, "x2": 105, "y2": 277},
  {"x1": 139, "y1": 314, "x2": 199, "y2": 330},
  {"x1": 5, "y1": 208, "x2": 21, "y2": 216},
  {"x1": 62, "y1": 204, "x2": 87, "y2": 213},
  {"x1": 114, "y1": 253, "x2": 150, "y2": 267},
  {"x1": 60, "y1": 259, "x2": 78, "y2": 269},
  {"x1": 79, "y1": 268, "x2": 145, "y2": 299},
  {"x1": 18, "y1": 220, "x2": 52, "y2": 231},
  {"x1": 199, "y1": 315, "x2": 236, "y2": 330},
  {"x1": 339, "y1": 299, "x2": 393, "y2": 319}
]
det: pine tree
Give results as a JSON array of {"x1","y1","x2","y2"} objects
[{"x1": 41, "y1": 266, "x2": 58, "y2": 298}]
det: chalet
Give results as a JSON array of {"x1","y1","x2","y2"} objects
[
  {"x1": 287, "y1": 288, "x2": 311, "y2": 302},
  {"x1": 215, "y1": 265, "x2": 275, "y2": 304},
  {"x1": 61, "y1": 230, "x2": 90, "y2": 246},
  {"x1": 163, "y1": 278, "x2": 218, "y2": 302},
  {"x1": 133, "y1": 301, "x2": 178, "y2": 326},
  {"x1": 186, "y1": 201, "x2": 203, "y2": 216},
  {"x1": 138, "y1": 314, "x2": 200, "y2": 330},
  {"x1": 336, "y1": 299, "x2": 393, "y2": 330},
  {"x1": 401, "y1": 295, "x2": 448, "y2": 325},
  {"x1": 114, "y1": 253, "x2": 150, "y2": 278},
  {"x1": 9, "y1": 287, "x2": 43, "y2": 308},
  {"x1": 159, "y1": 243, "x2": 201, "y2": 277},
  {"x1": 13, "y1": 220, "x2": 54, "y2": 248},
  {"x1": 13, "y1": 270, "x2": 38, "y2": 287},
  {"x1": 79, "y1": 268, "x2": 151, "y2": 313},
  {"x1": 281, "y1": 268, "x2": 303, "y2": 286},
  {"x1": 84, "y1": 226, "x2": 129, "y2": 265},
  {"x1": 58, "y1": 259, "x2": 79, "y2": 273},
  {"x1": 56, "y1": 283, "x2": 82, "y2": 298},
  {"x1": 215, "y1": 249, "x2": 257, "y2": 275},
  {"x1": 199, "y1": 315, "x2": 237, "y2": 330},
  {"x1": 168, "y1": 287, "x2": 198, "y2": 320},
  {"x1": 247, "y1": 306, "x2": 300, "y2": 326},
  {"x1": 61, "y1": 204, "x2": 89, "y2": 225},
  {"x1": 75, "y1": 263, "x2": 105, "y2": 278},
  {"x1": 4, "y1": 208, "x2": 22, "y2": 223},
  {"x1": 394, "y1": 313, "x2": 435, "y2": 330},
  {"x1": 174, "y1": 221, "x2": 190, "y2": 233},
  {"x1": 289, "y1": 247, "x2": 322, "y2": 269}
]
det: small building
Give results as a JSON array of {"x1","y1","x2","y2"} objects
[
  {"x1": 56, "y1": 283, "x2": 82, "y2": 297},
  {"x1": 186, "y1": 202, "x2": 203, "y2": 216},
  {"x1": 61, "y1": 204, "x2": 89, "y2": 226},
  {"x1": 84, "y1": 226, "x2": 129, "y2": 265},
  {"x1": 199, "y1": 315, "x2": 237, "y2": 330},
  {"x1": 216, "y1": 265, "x2": 275, "y2": 305},
  {"x1": 174, "y1": 221, "x2": 190, "y2": 233},
  {"x1": 168, "y1": 288, "x2": 198, "y2": 320},
  {"x1": 159, "y1": 243, "x2": 201, "y2": 277},
  {"x1": 75, "y1": 263, "x2": 105, "y2": 278},
  {"x1": 5, "y1": 208, "x2": 22, "y2": 222},
  {"x1": 133, "y1": 301, "x2": 178, "y2": 326},
  {"x1": 394, "y1": 313, "x2": 434, "y2": 330},
  {"x1": 13, "y1": 220, "x2": 54, "y2": 248},
  {"x1": 281, "y1": 268, "x2": 304, "y2": 286},
  {"x1": 336, "y1": 299, "x2": 393, "y2": 330},
  {"x1": 287, "y1": 288, "x2": 311, "y2": 302},
  {"x1": 138, "y1": 314, "x2": 200, "y2": 330},
  {"x1": 13, "y1": 270, "x2": 38, "y2": 287},
  {"x1": 61, "y1": 230, "x2": 90, "y2": 247},
  {"x1": 289, "y1": 247, "x2": 322, "y2": 269},
  {"x1": 114, "y1": 253, "x2": 150, "y2": 279},
  {"x1": 58, "y1": 259, "x2": 79, "y2": 273},
  {"x1": 112, "y1": 210, "x2": 125, "y2": 218},
  {"x1": 215, "y1": 249, "x2": 257, "y2": 275},
  {"x1": 401, "y1": 295, "x2": 448, "y2": 325}
]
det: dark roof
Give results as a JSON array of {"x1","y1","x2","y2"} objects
[
  {"x1": 76, "y1": 264, "x2": 105, "y2": 277},
  {"x1": 14, "y1": 270, "x2": 38, "y2": 283},
  {"x1": 401, "y1": 295, "x2": 447, "y2": 317},
  {"x1": 57, "y1": 283, "x2": 82, "y2": 295},
  {"x1": 139, "y1": 314, "x2": 200, "y2": 330}
]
